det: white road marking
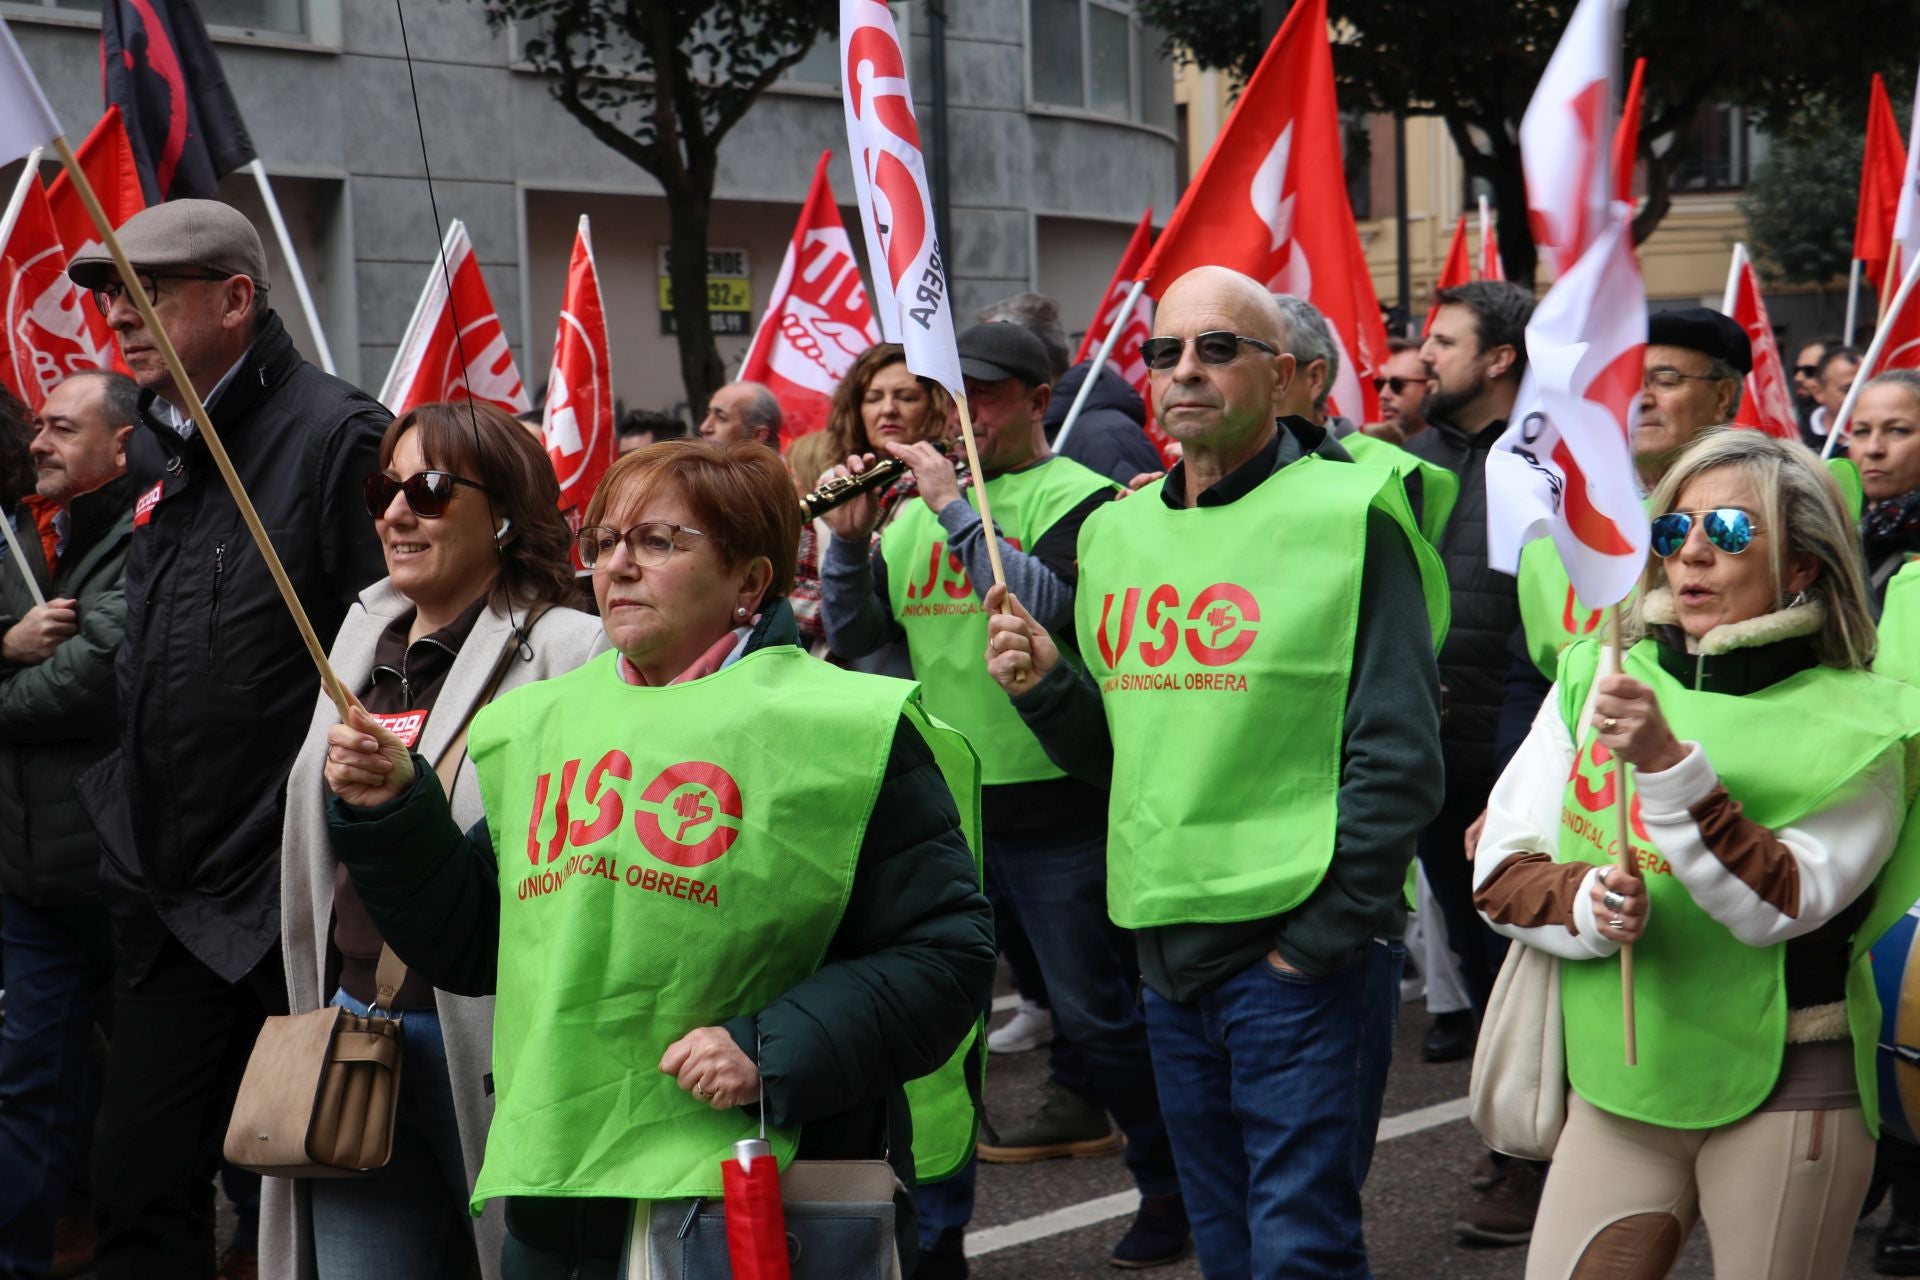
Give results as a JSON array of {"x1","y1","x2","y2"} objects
[{"x1": 965, "y1": 1094, "x2": 1473, "y2": 1257}]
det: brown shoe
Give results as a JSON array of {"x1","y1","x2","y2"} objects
[
  {"x1": 217, "y1": 1246, "x2": 259, "y2": 1280},
  {"x1": 1453, "y1": 1158, "x2": 1544, "y2": 1246},
  {"x1": 46, "y1": 1215, "x2": 94, "y2": 1280},
  {"x1": 976, "y1": 1082, "x2": 1122, "y2": 1164}
]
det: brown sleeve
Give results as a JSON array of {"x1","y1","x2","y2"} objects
[
  {"x1": 1474, "y1": 851, "x2": 1593, "y2": 935},
  {"x1": 1688, "y1": 786, "x2": 1801, "y2": 919}
]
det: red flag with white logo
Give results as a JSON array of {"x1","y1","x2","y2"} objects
[
  {"x1": 1486, "y1": 0, "x2": 1648, "y2": 610},
  {"x1": 0, "y1": 175, "x2": 113, "y2": 412},
  {"x1": 380, "y1": 220, "x2": 530, "y2": 417},
  {"x1": 1613, "y1": 57, "x2": 1645, "y2": 205},
  {"x1": 46, "y1": 107, "x2": 146, "y2": 257},
  {"x1": 1722, "y1": 243, "x2": 1798, "y2": 439},
  {"x1": 740, "y1": 151, "x2": 881, "y2": 446},
  {"x1": 1073, "y1": 209, "x2": 1179, "y2": 466},
  {"x1": 1425, "y1": 214, "x2": 1471, "y2": 335},
  {"x1": 1133, "y1": 0, "x2": 1386, "y2": 422},
  {"x1": 841, "y1": 0, "x2": 962, "y2": 398},
  {"x1": 541, "y1": 216, "x2": 612, "y2": 532},
  {"x1": 1857, "y1": 74, "x2": 1908, "y2": 301}
]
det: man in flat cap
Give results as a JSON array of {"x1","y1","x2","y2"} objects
[{"x1": 66, "y1": 199, "x2": 388, "y2": 1279}]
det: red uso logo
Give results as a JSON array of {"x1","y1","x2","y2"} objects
[
  {"x1": 909, "y1": 536, "x2": 1024, "y2": 601},
  {"x1": 1562, "y1": 585, "x2": 1602, "y2": 638},
  {"x1": 1569, "y1": 735, "x2": 1649, "y2": 840},
  {"x1": 1097, "y1": 582, "x2": 1261, "y2": 669},
  {"x1": 524, "y1": 753, "x2": 743, "y2": 868}
]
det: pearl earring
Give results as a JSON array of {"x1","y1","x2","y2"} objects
[{"x1": 736, "y1": 606, "x2": 749, "y2": 618}]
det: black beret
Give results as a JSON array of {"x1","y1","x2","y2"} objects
[{"x1": 1647, "y1": 307, "x2": 1752, "y2": 376}]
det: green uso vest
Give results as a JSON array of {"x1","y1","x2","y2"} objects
[
  {"x1": 1554, "y1": 640, "x2": 1914, "y2": 1130},
  {"x1": 467, "y1": 647, "x2": 980, "y2": 1205},
  {"x1": 1829, "y1": 457, "x2": 1867, "y2": 523},
  {"x1": 1340, "y1": 431, "x2": 1460, "y2": 547},
  {"x1": 1076, "y1": 454, "x2": 1448, "y2": 928},
  {"x1": 880, "y1": 455, "x2": 1116, "y2": 786},
  {"x1": 1878, "y1": 559, "x2": 1920, "y2": 688}
]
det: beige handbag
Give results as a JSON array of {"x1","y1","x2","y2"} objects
[
  {"x1": 224, "y1": 617, "x2": 538, "y2": 1176},
  {"x1": 1468, "y1": 939, "x2": 1566, "y2": 1161},
  {"x1": 223, "y1": 946, "x2": 408, "y2": 1177}
]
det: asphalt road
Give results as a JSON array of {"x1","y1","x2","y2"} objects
[{"x1": 964, "y1": 989, "x2": 1891, "y2": 1279}]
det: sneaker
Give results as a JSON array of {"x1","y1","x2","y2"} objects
[
  {"x1": 1453, "y1": 1158, "x2": 1544, "y2": 1246},
  {"x1": 987, "y1": 1000, "x2": 1052, "y2": 1054},
  {"x1": 1878, "y1": 1213, "x2": 1920, "y2": 1275},
  {"x1": 217, "y1": 1246, "x2": 260, "y2": 1280},
  {"x1": 47, "y1": 1215, "x2": 94, "y2": 1280},
  {"x1": 1423, "y1": 1010, "x2": 1476, "y2": 1063},
  {"x1": 976, "y1": 1081, "x2": 1120, "y2": 1163},
  {"x1": 1110, "y1": 1192, "x2": 1189, "y2": 1269}
]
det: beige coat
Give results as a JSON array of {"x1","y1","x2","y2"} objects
[{"x1": 260, "y1": 581, "x2": 610, "y2": 1280}]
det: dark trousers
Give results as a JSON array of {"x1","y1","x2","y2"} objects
[
  {"x1": 1415, "y1": 788, "x2": 1508, "y2": 1016},
  {"x1": 91, "y1": 933, "x2": 285, "y2": 1280},
  {"x1": 0, "y1": 900, "x2": 112, "y2": 1279}
]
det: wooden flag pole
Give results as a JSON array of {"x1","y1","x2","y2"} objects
[
  {"x1": 1881, "y1": 252, "x2": 1903, "y2": 324},
  {"x1": 49, "y1": 135, "x2": 351, "y2": 717},
  {"x1": 950, "y1": 398, "x2": 1006, "y2": 592},
  {"x1": 1605, "y1": 605, "x2": 1639, "y2": 1066}
]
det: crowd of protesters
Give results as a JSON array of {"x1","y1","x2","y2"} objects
[{"x1": 5, "y1": 194, "x2": 1920, "y2": 1280}]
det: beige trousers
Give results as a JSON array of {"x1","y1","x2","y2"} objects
[{"x1": 1525, "y1": 1091, "x2": 1874, "y2": 1280}]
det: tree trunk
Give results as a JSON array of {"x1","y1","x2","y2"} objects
[
  {"x1": 665, "y1": 183, "x2": 728, "y2": 419},
  {"x1": 1485, "y1": 132, "x2": 1537, "y2": 289}
]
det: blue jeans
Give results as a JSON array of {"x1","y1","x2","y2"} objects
[
  {"x1": 1144, "y1": 941, "x2": 1402, "y2": 1280},
  {"x1": 0, "y1": 900, "x2": 111, "y2": 1280},
  {"x1": 310, "y1": 990, "x2": 474, "y2": 1280}
]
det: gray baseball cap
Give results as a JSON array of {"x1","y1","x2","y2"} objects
[
  {"x1": 67, "y1": 199, "x2": 269, "y2": 293},
  {"x1": 957, "y1": 322, "x2": 1052, "y2": 387}
]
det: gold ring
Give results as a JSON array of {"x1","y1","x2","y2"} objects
[
  {"x1": 693, "y1": 1088, "x2": 710, "y2": 1102},
  {"x1": 1602, "y1": 716, "x2": 1618, "y2": 732}
]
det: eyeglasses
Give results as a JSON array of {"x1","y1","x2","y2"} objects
[
  {"x1": 1138, "y1": 332, "x2": 1279, "y2": 371},
  {"x1": 1643, "y1": 369, "x2": 1727, "y2": 393},
  {"x1": 1650, "y1": 508, "x2": 1759, "y2": 558},
  {"x1": 91, "y1": 269, "x2": 236, "y2": 316},
  {"x1": 576, "y1": 521, "x2": 707, "y2": 570},
  {"x1": 1373, "y1": 375, "x2": 1431, "y2": 396},
  {"x1": 362, "y1": 470, "x2": 494, "y2": 519},
  {"x1": 1794, "y1": 365, "x2": 1821, "y2": 379}
]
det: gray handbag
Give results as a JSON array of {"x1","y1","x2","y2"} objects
[{"x1": 622, "y1": 1161, "x2": 903, "y2": 1280}]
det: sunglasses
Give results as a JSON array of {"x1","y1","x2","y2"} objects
[
  {"x1": 1649, "y1": 508, "x2": 1759, "y2": 558},
  {"x1": 1373, "y1": 375, "x2": 1431, "y2": 395},
  {"x1": 363, "y1": 470, "x2": 494, "y2": 519},
  {"x1": 1138, "y1": 331, "x2": 1278, "y2": 371},
  {"x1": 1794, "y1": 365, "x2": 1821, "y2": 378}
]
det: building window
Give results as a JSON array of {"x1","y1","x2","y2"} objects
[
  {"x1": 6, "y1": 0, "x2": 309, "y2": 38},
  {"x1": 1670, "y1": 104, "x2": 1766, "y2": 193},
  {"x1": 1029, "y1": 0, "x2": 1175, "y2": 131}
]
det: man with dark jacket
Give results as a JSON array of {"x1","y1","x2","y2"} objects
[
  {"x1": 986, "y1": 267, "x2": 1446, "y2": 1278},
  {"x1": 66, "y1": 200, "x2": 388, "y2": 1279},
  {"x1": 0, "y1": 370, "x2": 138, "y2": 1280},
  {"x1": 1042, "y1": 360, "x2": 1162, "y2": 483},
  {"x1": 1405, "y1": 279, "x2": 1542, "y2": 1243}
]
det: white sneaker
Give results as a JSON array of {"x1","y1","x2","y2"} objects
[{"x1": 987, "y1": 1000, "x2": 1052, "y2": 1054}]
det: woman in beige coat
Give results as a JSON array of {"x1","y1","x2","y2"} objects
[{"x1": 260, "y1": 402, "x2": 607, "y2": 1280}]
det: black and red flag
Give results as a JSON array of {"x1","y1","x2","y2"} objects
[{"x1": 101, "y1": 0, "x2": 255, "y2": 203}]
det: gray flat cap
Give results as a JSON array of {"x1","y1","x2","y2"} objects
[{"x1": 67, "y1": 199, "x2": 269, "y2": 293}]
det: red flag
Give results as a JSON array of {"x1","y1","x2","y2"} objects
[
  {"x1": 1478, "y1": 198, "x2": 1505, "y2": 282},
  {"x1": 1613, "y1": 57, "x2": 1645, "y2": 204},
  {"x1": 1425, "y1": 215, "x2": 1471, "y2": 334},
  {"x1": 740, "y1": 152, "x2": 881, "y2": 446},
  {"x1": 540, "y1": 216, "x2": 612, "y2": 531},
  {"x1": 1868, "y1": 269, "x2": 1920, "y2": 377},
  {"x1": 1073, "y1": 209, "x2": 1179, "y2": 466},
  {"x1": 380, "y1": 220, "x2": 530, "y2": 417},
  {"x1": 1135, "y1": 0, "x2": 1386, "y2": 422},
  {"x1": 1489, "y1": 0, "x2": 1647, "y2": 610},
  {"x1": 46, "y1": 107, "x2": 145, "y2": 257},
  {"x1": 1723, "y1": 244, "x2": 1798, "y2": 439},
  {"x1": 1857, "y1": 74, "x2": 1908, "y2": 297},
  {"x1": 0, "y1": 175, "x2": 113, "y2": 412}
]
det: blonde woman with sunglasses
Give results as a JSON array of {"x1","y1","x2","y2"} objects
[{"x1": 1471, "y1": 429, "x2": 1920, "y2": 1279}]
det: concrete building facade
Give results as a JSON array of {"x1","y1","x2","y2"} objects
[{"x1": 5, "y1": 0, "x2": 1179, "y2": 415}]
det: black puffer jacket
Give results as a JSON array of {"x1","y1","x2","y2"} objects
[
  {"x1": 78, "y1": 313, "x2": 389, "y2": 983},
  {"x1": 1044, "y1": 359, "x2": 1162, "y2": 483},
  {"x1": 1404, "y1": 416, "x2": 1520, "y2": 795},
  {"x1": 0, "y1": 477, "x2": 132, "y2": 906}
]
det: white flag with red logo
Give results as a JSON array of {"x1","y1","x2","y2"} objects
[
  {"x1": 1486, "y1": 0, "x2": 1648, "y2": 609},
  {"x1": 541, "y1": 216, "x2": 612, "y2": 529},
  {"x1": 1133, "y1": 0, "x2": 1386, "y2": 422},
  {"x1": 1, "y1": 174, "x2": 113, "y2": 412},
  {"x1": 841, "y1": 0, "x2": 961, "y2": 398},
  {"x1": 1893, "y1": 66, "x2": 1920, "y2": 278},
  {"x1": 1722, "y1": 243, "x2": 1798, "y2": 439},
  {"x1": 380, "y1": 220, "x2": 530, "y2": 417},
  {"x1": 1074, "y1": 209, "x2": 1180, "y2": 466},
  {"x1": 740, "y1": 151, "x2": 881, "y2": 445}
]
